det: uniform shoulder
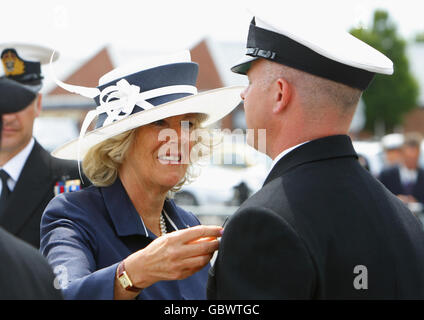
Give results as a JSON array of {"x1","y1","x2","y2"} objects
[
  {"x1": 233, "y1": 177, "x2": 300, "y2": 230},
  {"x1": 49, "y1": 156, "x2": 91, "y2": 187},
  {"x1": 0, "y1": 227, "x2": 44, "y2": 262},
  {"x1": 0, "y1": 228, "x2": 58, "y2": 290},
  {"x1": 222, "y1": 205, "x2": 307, "y2": 256},
  {"x1": 240, "y1": 177, "x2": 289, "y2": 211},
  {"x1": 50, "y1": 156, "x2": 79, "y2": 175}
]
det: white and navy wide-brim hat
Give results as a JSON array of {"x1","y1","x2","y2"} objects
[
  {"x1": 231, "y1": 7, "x2": 394, "y2": 90},
  {"x1": 51, "y1": 51, "x2": 244, "y2": 160}
]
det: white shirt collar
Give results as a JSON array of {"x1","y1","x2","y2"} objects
[
  {"x1": 399, "y1": 165, "x2": 418, "y2": 185},
  {"x1": 1, "y1": 138, "x2": 35, "y2": 191},
  {"x1": 269, "y1": 141, "x2": 310, "y2": 173},
  {"x1": 138, "y1": 208, "x2": 179, "y2": 238}
]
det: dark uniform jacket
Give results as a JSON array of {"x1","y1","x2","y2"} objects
[
  {"x1": 0, "y1": 140, "x2": 82, "y2": 248},
  {"x1": 0, "y1": 226, "x2": 62, "y2": 299},
  {"x1": 208, "y1": 135, "x2": 424, "y2": 299}
]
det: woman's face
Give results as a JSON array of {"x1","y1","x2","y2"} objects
[{"x1": 123, "y1": 113, "x2": 199, "y2": 191}]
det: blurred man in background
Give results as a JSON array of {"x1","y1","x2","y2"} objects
[
  {"x1": 0, "y1": 44, "x2": 83, "y2": 248},
  {"x1": 381, "y1": 133, "x2": 404, "y2": 168},
  {"x1": 379, "y1": 133, "x2": 424, "y2": 207}
]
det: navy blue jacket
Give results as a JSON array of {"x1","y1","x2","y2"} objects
[{"x1": 40, "y1": 178, "x2": 209, "y2": 300}]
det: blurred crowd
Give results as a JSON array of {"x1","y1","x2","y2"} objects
[{"x1": 357, "y1": 132, "x2": 424, "y2": 216}]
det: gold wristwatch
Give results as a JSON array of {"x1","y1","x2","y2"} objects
[{"x1": 117, "y1": 260, "x2": 142, "y2": 292}]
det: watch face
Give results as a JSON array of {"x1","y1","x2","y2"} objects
[{"x1": 119, "y1": 271, "x2": 133, "y2": 289}]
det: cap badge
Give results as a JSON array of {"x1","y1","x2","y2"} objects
[{"x1": 1, "y1": 50, "x2": 25, "y2": 76}]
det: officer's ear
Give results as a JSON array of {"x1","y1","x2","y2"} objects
[
  {"x1": 272, "y1": 78, "x2": 291, "y2": 114},
  {"x1": 34, "y1": 93, "x2": 42, "y2": 117}
]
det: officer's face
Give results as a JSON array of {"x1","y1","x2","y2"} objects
[
  {"x1": 1, "y1": 94, "x2": 41, "y2": 157},
  {"x1": 385, "y1": 149, "x2": 402, "y2": 166},
  {"x1": 241, "y1": 60, "x2": 273, "y2": 151},
  {"x1": 122, "y1": 114, "x2": 198, "y2": 191},
  {"x1": 402, "y1": 145, "x2": 420, "y2": 170}
]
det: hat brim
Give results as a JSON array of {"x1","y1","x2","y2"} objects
[
  {"x1": 0, "y1": 77, "x2": 38, "y2": 113},
  {"x1": 52, "y1": 86, "x2": 245, "y2": 160},
  {"x1": 231, "y1": 55, "x2": 258, "y2": 75}
]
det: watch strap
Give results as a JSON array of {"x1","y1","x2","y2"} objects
[{"x1": 117, "y1": 260, "x2": 142, "y2": 292}]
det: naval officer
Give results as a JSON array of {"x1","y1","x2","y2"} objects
[{"x1": 208, "y1": 6, "x2": 424, "y2": 299}]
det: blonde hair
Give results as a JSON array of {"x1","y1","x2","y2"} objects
[
  {"x1": 82, "y1": 129, "x2": 137, "y2": 187},
  {"x1": 82, "y1": 114, "x2": 210, "y2": 191}
]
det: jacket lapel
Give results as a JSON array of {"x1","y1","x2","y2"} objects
[
  {"x1": 0, "y1": 141, "x2": 52, "y2": 233},
  {"x1": 101, "y1": 178, "x2": 189, "y2": 238},
  {"x1": 101, "y1": 178, "x2": 150, "y2": 237},
  {"x1": 264, "y1": 135, "x2": 358, "y2": 186}
]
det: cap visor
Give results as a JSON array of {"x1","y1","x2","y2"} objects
[
  {"x1": 231, "y1": 56, "x2": 258, "y2": 75},
  {"x1": 0, "y1": 77, "x2": 37, "y2": 113}
]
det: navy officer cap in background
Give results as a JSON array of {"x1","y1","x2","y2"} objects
[{"x1": 0, "y1": 43, "x2": 58, "y2": 113}]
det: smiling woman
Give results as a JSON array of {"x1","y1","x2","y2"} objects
[
  {"x1": 83, "y1": 113, "x2": 204, "y2": 190},
  {"x1": 122, "y1": 114, "x2": 201, "y2": 192},
  {"x1": 40, "y1": 50, "x2": 243, "y2": 300}
]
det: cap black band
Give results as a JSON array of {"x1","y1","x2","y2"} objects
[{"x1": 245, "y1": 18, "x2": 375, "y2": 90}]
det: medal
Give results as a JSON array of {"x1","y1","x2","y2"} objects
[{"x1": 54, "y1": 179, "x2": 81, "y2": 196}]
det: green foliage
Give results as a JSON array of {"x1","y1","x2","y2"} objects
[{"x1": 350, "y1": 10, "x2": 419, "y2": 133}]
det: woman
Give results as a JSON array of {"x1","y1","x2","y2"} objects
[{"x1": 40, "y1": 51, "x2": 243, "y2": 299}]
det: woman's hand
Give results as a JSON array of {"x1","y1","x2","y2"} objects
[{"x1": 114, "y1": 225, "x2": 222, "y2": 299}]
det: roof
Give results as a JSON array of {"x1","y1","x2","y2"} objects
[{"x1": 48, "y1": 46, "x2": 114, "y2": 95}]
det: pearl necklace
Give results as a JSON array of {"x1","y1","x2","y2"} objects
[{"x1": 160, "y1": 211, "x2": 167, "y2": 236}]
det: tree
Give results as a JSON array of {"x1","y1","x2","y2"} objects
[{"x1": 350, "y1": 10, "x2": 419, "y2": 134}]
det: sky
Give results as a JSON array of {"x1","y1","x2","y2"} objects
[{"x1": 1, "y1": 0, "x2": 424, "y2": 61}]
